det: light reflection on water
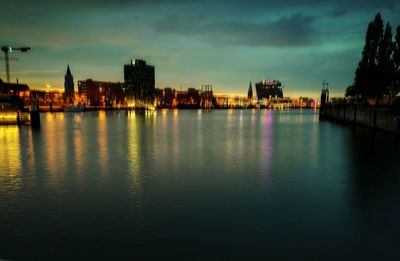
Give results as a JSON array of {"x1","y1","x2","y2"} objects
[
  {"x1": 0, "y1": 109, "x2": 400, "y2": 260},
  {"x1": 97, "y1": 111, "x2": 108, "y2": 180},
  {"x1": 0, "y1": 126, "x2": 21, "y2": 192}
]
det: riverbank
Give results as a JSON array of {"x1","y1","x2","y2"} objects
[
  {"x1": 319, "y1": 103, "x2": 400, "y2": 134},
  {"x1": 33, "y1": 105, "x2": 318, "y2": 112}
]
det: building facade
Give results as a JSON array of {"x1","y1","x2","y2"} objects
[
  {"x1": 255, "y1": 80, "x2": 283, "y2": 100},
  {"x1": 0, "y1": 78, "x2": 30, "y2": 109},
  {"x1": 78, "y1": 79, "x2": 123, "y2": 106},
  {"x1": 124, "y1": 59, "x2": 155, "y2": 103}
]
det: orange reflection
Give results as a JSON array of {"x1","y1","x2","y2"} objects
[{"x1": 73, "y1": 121, "x2": 84, "y2": 174}]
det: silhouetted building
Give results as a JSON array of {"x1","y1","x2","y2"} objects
[
  {"x1": 0, "y1": 78, "x2": 30, "y2": 96},
  {"x1": 154, "y1": 86, "x2": 214, "y2": 109},
  {"x1": 187, "y1": 88, "x2": 200, "y2": 106},
  {"x1": 255, "y1": 80, "x2": 283, "y2": 100},
  {"x1": 292, "y1": 97, "x2": 315, "y2": 108},
  {"x1": 0, "y1": 78, "x2": 30, "y2": 108},
  {"x1": 124, "y1": 59, "x2": 155, "y2": 102},
  {"x1": 247, "y1": 81, "x2": 253, "y2": 99},
  {"x1": 156, "y1": 87, "x2": 175, "y2": 108},
  {"x1": 64, "y1": 65, "x2": 74, "y2": 98},
  {"x1": 78, "y1": 79, "x2": 123, "y2": 106},
  {"x1": 200, "y1": 84, "x2": 213, "y2": 108},
  {"x1": 30, "y1": 89, "x2": 64, "y2": 108}
]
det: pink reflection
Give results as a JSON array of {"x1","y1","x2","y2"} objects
[{"x1": 260, "y1": 110, "x2": 273, "y2": 185}]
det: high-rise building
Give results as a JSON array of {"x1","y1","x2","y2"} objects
[
  {"x1": 64, "y1": 65, "x2": 74, "y2": 98},
  {"x1": 124, "y1": 59, "x2": 155, "y2": 102},
  {"x1": 255, "y1": 80, "x2": 283, "y2": 100}
]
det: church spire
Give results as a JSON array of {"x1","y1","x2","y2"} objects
[
  {"x1": 66, "y1": 64, "x2": 72, "y2": 76},
  {"x1": 247, "y1": 81, "x2": 253, "y2": 99},
  {"x1": 64, "y1": 65, "x2": 74, "y2": 98}
]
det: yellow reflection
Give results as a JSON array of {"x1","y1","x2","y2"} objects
[
  {"x1": 127, "y1": 112, "x2": 142, "y2": 196},
  {"x1": 43, "y1": 113, "x2": 66, "y2": 184},
  {"x1": 98, "y1": 110, "x2": 106, "y2": 121},
  {"x1": 25, "y1": 128, "x2": 36, "y2": 171},
  {"x1": 127, "y1": 112, "x2": 139, "y2": 173},
  {"x1": 97, "y1": 111, "x2": 108, "y2": 177},
  {"x1": 128, "y1": 110, "x2": 136, "y2": 119},
  {"x1": 162, "y1": 109, "x2": 169, "y2": 116},
  {"x1": 73, "y1": 126, "x2": 84, "y2": 174},
  {"x1": 145, "y1": 109, "x2": 157, "y2": 119},
  {"x1": 74, "y1": 113, "x2": 82, "y2": 124},
  {"x1": 171, "y1": 108, "x2": 180, "y2": 165},
  {"x1": 0, "y1": 126, "x2": 21, "y2": 192},
  {"x1": 196, "y1": 110, "x2": 203, "y2": 152},
  {"x1": 173, "y1": 109, "x2": 179, "y2": 118}
]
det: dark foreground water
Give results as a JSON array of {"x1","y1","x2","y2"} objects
[{"x1": 1, "y1": 110, "x2": 400, "y2": 260}]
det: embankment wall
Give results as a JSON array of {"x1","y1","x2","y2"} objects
[{"x1": 319, "y1": 103, "x2": 400, "y2": 133}]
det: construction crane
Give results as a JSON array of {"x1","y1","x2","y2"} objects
[{"x1": 1, "y1": 46, "x2": 31, "y2": 83}]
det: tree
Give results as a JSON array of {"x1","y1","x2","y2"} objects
[
  {"x1": 345, "y1": 84, "x2": 356, "y2": 97},
  {"x1": 377, "y1": 23, "x2": 393, "y2": 99},
  {"x1": 352, "y1": 13, "x2": 392, "y2": 99},
  {"x1": 392, "y1": 26, "x2": 400, "y2": 99}
]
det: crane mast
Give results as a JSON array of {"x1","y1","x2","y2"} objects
[{"x1": 1, "y1": 46, "x2": 31, "y2": 83}]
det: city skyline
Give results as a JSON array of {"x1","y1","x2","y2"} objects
[{"x1": 1, "y1": 0, "x2": 400, "y2": 98}]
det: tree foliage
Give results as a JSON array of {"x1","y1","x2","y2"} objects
[
  {"x1": 393, "y1": 26, "x2": 400, "y2": 98},
  {"x1": 348, "y1": 13, "x2": 400, "y2": 102}
]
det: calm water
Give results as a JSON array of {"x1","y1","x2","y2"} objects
[{"x1": 1, "y1": 109, "x2": 400, "y2": 260}]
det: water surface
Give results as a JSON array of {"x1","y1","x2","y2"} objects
[{"x1": 1, "y1": 110, "x2": 399, "y2": 260}]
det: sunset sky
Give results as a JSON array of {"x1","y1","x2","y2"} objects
[{"x1": 1, "y1": 0, "x2": 400, "y2": 97}]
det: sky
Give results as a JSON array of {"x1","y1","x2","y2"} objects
[{"x1": 1, "y1": 0, "x2": 400, "y2": 98}]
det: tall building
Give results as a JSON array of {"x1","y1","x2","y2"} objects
[
  {"x1": 124, "y1": 59, "x2": 155, "y2": 102},
  {"x1": 247, "y1": 81, "x2": 253, "y2": 99},
  {"x1": 64, "y1": 65, "x2": 74, "y2": 98},
  {"x1": 255, "y1": 80, "x2": 283, "y2": 100}
]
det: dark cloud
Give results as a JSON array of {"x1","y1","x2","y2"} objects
[
  {"x1": 2, "y1": 0, "x2": 189, "y2": 10},
  {"x1": 3, "y1": 0, "x2": 398, "y2": 12},
  {"x1": 155, "y1": 13, "x2": 316, "y2": 47}
]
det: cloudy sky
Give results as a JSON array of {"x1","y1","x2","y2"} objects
[{"x1": 1, "y1": 0, "x2": 400, "y2": 97}]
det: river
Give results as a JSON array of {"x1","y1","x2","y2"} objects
[{"x1": 1, "y1": 109, "x2": 399, "y2": 260}]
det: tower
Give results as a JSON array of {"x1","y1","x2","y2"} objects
[
  {"x1": 64, "y1": 65, "x2": 74, "y2": 98},
  {"x1": 124, "y1": 59, "x2": 155, "y2": 103},
  {"x1": 320, "y1": 81, "x2": 329, "y2": 106},
  {"x1": 247, "y1": 81, "x2": 253, "y2": 99}
]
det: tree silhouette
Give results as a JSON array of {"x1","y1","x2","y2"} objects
[
  {"x1": 348, "y1": 13, "x2": 400, "y2": 103},
  {"x1": 354, "y1": 13, "x2": 383, "y2": 99},
  {"x1": 345, "y1": 84, "x2": 356, "y2": 97},
  {"x1": 393, "y1": 26, "x2": 400, "y2": 99},
  {"x1": 377, "y1": 23, "x2": 393, "y2": 98}
]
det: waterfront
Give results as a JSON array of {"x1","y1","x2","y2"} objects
[{"x1": 1, "y1": 109, "x2": 400, "y2": 260}]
